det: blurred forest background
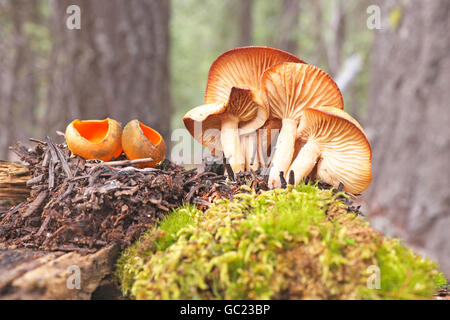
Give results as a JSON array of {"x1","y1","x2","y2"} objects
[{"x1": 0, "y1": 0, "x2": 448, "y2": 276}]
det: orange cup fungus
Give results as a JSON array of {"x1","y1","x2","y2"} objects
[
  {"x1": 122, "y1": 120, "x2": 166, "y2": 168},
  {"x1": 65, "y1": 118, "x2": 123, "y2": 161}
]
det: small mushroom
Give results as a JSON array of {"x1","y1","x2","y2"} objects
[
  {"x1": 261, "y1": 62, "x2": 343, "y2": 188},
  {"x1": 288, "y1": 107, "x2": 372, "y2": 194},
  {"x1": 183, "y1": 101, "x2": 224, "y2": 156},
  {"x1": 184, "y1": 87, "x2": 259, "y2": 172},
  {"x1": 65, "y1": 118, "x2": 123, "y2": 161},
  {"x1": 122, "y1": 120, "x2": 166, "y2": 168},
  {"x1": 184, "y1": 46, "x2": 304, "y2": 173}
]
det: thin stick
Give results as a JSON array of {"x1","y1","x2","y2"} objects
[
  {"x1": 45, "y1": 136, "x2": 59, "y2": 164},
  {"x1": 222, "y1": 152, "x2": 235, "y2": 181},
  {"x1": 57, "y1": 183, "x2": 74, "y2": 201},
  {"x1": 23, "y1": 191, "x2": 48, "y2": 218},
  {"x1": 86, "y1": 157, "x2": 154, "y2": 167},
  {"x1": 55, "y1": 130, "x2": 66, "y2": 138},
  {"x1": 36, "y1": 214, "x2": 52, "y2": 236},
  {"x1": 279, "y1": 171, "x2": 287, "y2": 189},
  {"x1": 26, "y1": 174, "x2": 44, "y2": 186},
  {"x1": 288, "y1": 170, "x2": 295, "y2": 185},
  {"x1": 111, "y1": 166, "x2": 160, "y2": 173},
  {"x1": 42, "y1": 149, "x2": 50, "y2": 167},
  {"x1": 48, "y1": 161, "x2": 55, "y2": 189},
  {"x1": 53, "y1": 141, "x2": 73, "y2": 178},
  {"x1": 29, "y1": 138, "x2": 47, "y2": 145}
]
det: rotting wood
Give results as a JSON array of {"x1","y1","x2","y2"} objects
[
  {"x1": 0, "y1": 245, "x2": 120, "y2": 300},
  {"x1": 0, "y1": 161, "x2": 30, "y2": 212}
]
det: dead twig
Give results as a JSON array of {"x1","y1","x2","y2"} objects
[
  {"x1": 86, "y1": 157, "x2": 154, "y2": 168},
  {"x1": 279, "y1": 171, "x2": 287, "y2": 189},
  {"x1": 23, "y1": 191, "x2": 48, "y2": 218},
  {"x1": 27, "y1": 174, "x2": 44, "y2": 186}
]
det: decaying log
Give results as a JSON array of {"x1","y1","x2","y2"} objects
[
  {"x1": 0, "y1": 244, "x2": 121, "y2": 300},
  {"x1": 0, "y1": 161, "x2": 30, "y2": 211},
  {"x1": 0, "y1": 160, "x2": 125, "y2": 300}
]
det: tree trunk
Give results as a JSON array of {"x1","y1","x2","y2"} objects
[
  {"x1": 365, "y1": 0, "x2": 450, "y2": 276},
  {"x1": 237, "y1": 0, "x2": 253, "y2": 46},
  {"x1": 327, "y1": 0, "x2": 346, "y2": 77},
  {"x1": 0, "y1": 0, "x2": 38, "y2": 160},
  {"x1": 277, "y1": 0, "x2": 301, "y2": 54},
  {"x1": 46, "y1": 0, "x2": 171, "y2": 146}
]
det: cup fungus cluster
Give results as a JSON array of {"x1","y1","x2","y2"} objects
[
  {"x1": 184, "y1": 46, "x2": 372, "y2": 194},
  {"x1": 65, "y1": 118, "x2": 123, "y2": 162},
  {"x1": 65, "y1": 118, "x2": 166, "y2": 168}
]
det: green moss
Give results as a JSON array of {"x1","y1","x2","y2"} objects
[
  {"x1": 116, "y1": 183, "x2": 444, "y2": 300},
  {"x1": 156, "y1": 204, "x2": 197, "y2": 251},
  {"x1": 358, "y1": 239, "x2": 445, "y2": 300}
]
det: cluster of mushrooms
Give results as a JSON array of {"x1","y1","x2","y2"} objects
[{"x1": 184, "y1": 46, "x2": 372, "y2": 194}]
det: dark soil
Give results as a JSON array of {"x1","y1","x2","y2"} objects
[{"x1": 0, "y1": 137, "x2": 362, "y2": 254}]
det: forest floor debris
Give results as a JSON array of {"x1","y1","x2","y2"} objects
[{"x1": 0, "y1": 137, "x2": 362, "y2": 253}]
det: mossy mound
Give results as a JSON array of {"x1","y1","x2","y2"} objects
[{"x1": 116, "y1": 183, "x2": 446, "y2": 300}]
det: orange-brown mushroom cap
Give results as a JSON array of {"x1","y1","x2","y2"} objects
[
  {"x1": 206, "y1": 46, "x2": 305, "y2": 103},
  {"x1": 65, "y1": 118, "x2": 123, "y2": 161},
  {"x1": 289, "y1": 107, "x2": 372, "y2": 194},
  {"x1": 262, "y1": 63, "x2": 343, "y2": 122},
  {"x1": 205, "y1": 46, "x2": 305, "y2": 134},
  {"x1": 183, "y1": 87, "x2": 258, "y2": 154},
  {"x1": 122, "y1": 120, "x2": 166, "y2": 168},
  {"x1": 183, "y1": 102, "x2": 224, "y2": 154}
]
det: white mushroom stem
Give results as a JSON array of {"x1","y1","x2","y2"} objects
[
  {"x1": 243, "y1": 133, "x2": 259, "y2": 171},
  {"x1": 241, "y1": 134, "x2": 249, "y2": 170},
  {"x1": 221, "y1": 114, "x2": 244, "y2": 173},
  {"x1": 288, "y1": 139, "x2": 321, "y2": 185},
  {"x1": 257, "y1": 131, "x2": 266, "y2": 168},
  {"x1": 268, "y1": 118, "x2": 297, "y2": 188},
  {"x1": 250, "y1": 150, "x2": 260, "y2": 171},
  {"x1": 249, "y1": 141, "x2": 259, "y2": 171}
]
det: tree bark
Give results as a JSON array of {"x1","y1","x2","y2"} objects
[
  {"x1": 237, "y1": 0, "x2": 253, "y2": 46},
  {"x1": 277, "y1": 0, "x2": 301, "y2": 54},
  {"x1": 327, "y1": 0, "x2": 346, "y2": 77},
  {"x1": 46, "y1": 0, "x2": 171, "y2": 146},
  {"x1": 0, "y1": 0, "x2": 36, "y2": 159},
  {"x1": 365, "y1": 0, "x2": 450, "y2": 276}
]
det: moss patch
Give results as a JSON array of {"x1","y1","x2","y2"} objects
[{"x1": 116, "y1": 183, "x2": 445, "y2": 300}]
